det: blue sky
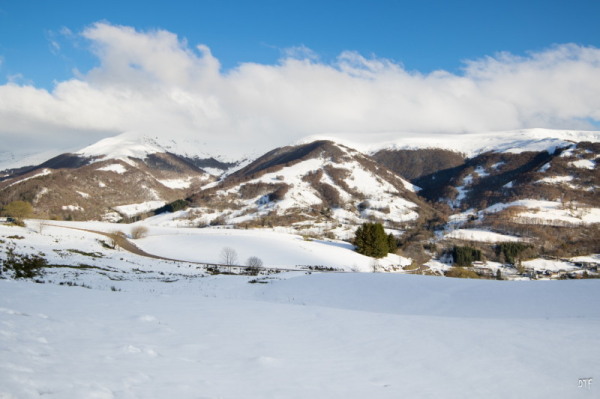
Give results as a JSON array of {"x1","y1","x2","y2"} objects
[
  {"x1": 0, "y1": 0, "x2": 599, "y2": 158},
  {"x1": 2, "y1": 0, "x2": 599, "y2": 88}
]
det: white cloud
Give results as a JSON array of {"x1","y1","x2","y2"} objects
[
  {"x1": 281, "y1": 45, "x2": 320, "y2": 62},
  {"x1": 1, "y1": 22, "x2": 599, "y2": 159}
]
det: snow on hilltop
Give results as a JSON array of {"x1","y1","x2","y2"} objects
[
  {"x1": 77, "y1": 130, "x2": 256, "y2": 165},
  {"x1": 76, "y1": 132, "x2": 167, "y2": 161},
  {"x1": 303, "y1": 128, "x2": 600, "y2": 156},
  {"x1": 4, "y1": 127, "x2": 599, "y2": 174}
]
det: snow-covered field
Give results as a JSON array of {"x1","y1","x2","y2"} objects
[
  {"x1": 0, "y1": 220, "x2": 408, "y2": 273},
  {"x1": 445, "y1": 228, "x2": 525, "y2": 243},
  {"x1": 2, "y1": 272, "x2": 599, "y2": 398},
  {"x1": 134, "y1": 226, "x2": 410, "y2": 270},
  {"x1": 1, "y1": 220, "x2": 599, "y2": 398}
]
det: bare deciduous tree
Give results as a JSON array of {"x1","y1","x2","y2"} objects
[
  {"x1": 246, "y1": 256, "x2": 263, "y2": 276},
  {"x1": 246, "y1": 256, "x2": 263, "y2": 267},
  {"x1": 220, "y1": 247, "x2": 238, "y2": 265}
]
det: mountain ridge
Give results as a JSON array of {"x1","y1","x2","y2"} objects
[{"x1": 1, "y1": 128, "x2": 599, "y2": 266}]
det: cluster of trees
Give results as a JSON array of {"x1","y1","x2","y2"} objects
[
  {"x1": 222, "y1": 247, "x2": 264, "y2": 275},
  {"x1": 452, "y1": 245, "x2": 482, "y2": 266},
  {"x1": 154, "y1": 199, "x2": 189, "y2": 215},
  {"x1": 1, "y1": 201, "x2": 33, "y2": 225},
  {"x1": 496, "y1": 242, "x2": 533, "y2": 266},
  {"x1": 353, "y1": 223, "x2": 397, "y2": 258},
  {"x1": 220, "y1": 247, "x2": 263, "y2": 268}
]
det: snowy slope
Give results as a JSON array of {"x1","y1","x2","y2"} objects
[
  {"x1": 1, "y1": 270, "x2": 598, "y2": 398},
  {"x1": 485, "y1": 199, "x2": 600, "y2": 226},
  {"x1": 184, "y1": 141, "x2": 423, "y2": 240},
  {"x1": 0, "y1": 149, "x2": 68, "y2": 172},
  {"x1": 223, "y1": 156, "x2": 418, "y2": 224},
  {"x1": 135, "y1": 226, "x2": 411, "y2": 271},
  {"x1": 0, "y1": 221, "x2": 409, "y2": 273}
]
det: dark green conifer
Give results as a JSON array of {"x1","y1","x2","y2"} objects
[{"x1": 354, "y1": 222, "x2": 390, "y2": 258}]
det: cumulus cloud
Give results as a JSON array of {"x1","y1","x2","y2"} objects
[{"x1": 1, "y1": 22, "x2": 599, "y2": 158}]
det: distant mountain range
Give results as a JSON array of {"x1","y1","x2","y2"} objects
[{"x1": 1, "y1": 128, "x2": 599, "y2": 263}]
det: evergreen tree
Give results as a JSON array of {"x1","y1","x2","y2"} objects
[
  {"x1": 452, "y1": 245, "x2": 482, "y2": 266},
  {"x1": 354, "y1": 223, "x2": 389, "y2": 258},
  {"x1": 497, "y1": 242, "x2": 532, "y2": 266},
  {"x1": 387, "y1": 233, "x2": 397, "y2": 254}
]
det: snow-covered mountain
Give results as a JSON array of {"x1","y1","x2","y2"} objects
[
  {"x1": 371, "y1": 135, "x2": 600, "y2": 261},
  {"x1": 181, "y1": 140, "x2": 429, "y2": 239},
  {"x1": 1, "y1": 127, "x2": 599, "y2": 262},
  {"x1": 374, "y1": 140, "x2": 599, "y2": 213},
  {"x1": 0, "y1": 138, "x2": 216, "y2": 221},
  {"x1": 305, "y1": 128, "x2": 600, "y2": 157}
]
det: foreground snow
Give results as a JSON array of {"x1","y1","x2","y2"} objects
[
  {"x1": 1, "y1": 220, "x2": 599, "y2": 397},
  {"x1": 1, "y1": 274, "x2": 598, "y2": 399}
]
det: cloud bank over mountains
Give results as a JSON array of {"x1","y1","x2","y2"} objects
[{"x1": 1, "y1": 22, "x2": 599, "y2": 157}]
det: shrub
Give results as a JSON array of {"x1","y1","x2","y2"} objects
[
  {"x1": 268, "y1": 185, "x2": 290, "y2": 202},
  {"x1": 1, "y1": 247, "x2": 46, "y2": 279},
  {"x1": 239, "y1": 183, "x2": 272, "y2": 199},
  {"x1": 131, "y1": 225, "x2": 149, "y2": 239},
  {"x1": 445, "y1": 267, "x2": 480, "y2": 279},
  {"x1": 496, "y1": 269, "x2": 503, "y2": 280},
  {"x1": 107, "y1": 230, "x2": 127, "y2": 249},
  {"x1": 318, "y1": 183, "x2": 342, "y2": 208}
]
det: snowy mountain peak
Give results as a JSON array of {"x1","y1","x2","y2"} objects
[{"x1": 76, "y1": 132, "x2": 167, "y2": 161}]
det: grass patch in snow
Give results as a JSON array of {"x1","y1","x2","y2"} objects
[{"x1": 66, "y1": 249, "x2": 105, "y2": 258}]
